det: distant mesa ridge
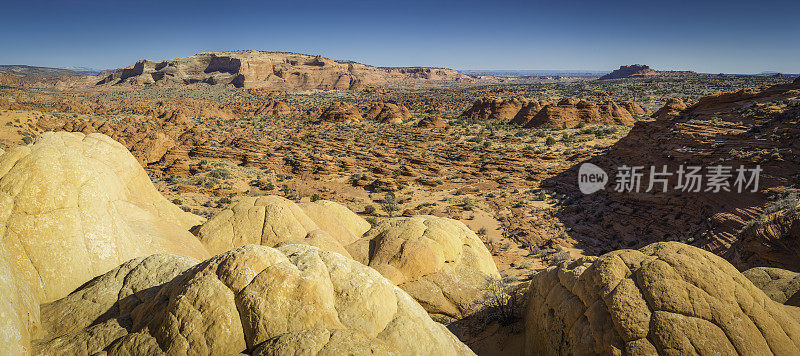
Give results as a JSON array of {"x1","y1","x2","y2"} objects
[
  {"x1": 0, "y1": 65, "x2": 86, "y2": 78},
  {"x1": 599, "y1": 64, "x2": 698, "y2": 80},
  {"x1": 96, "y1": 50, "x2": 472, "y2": 90}
]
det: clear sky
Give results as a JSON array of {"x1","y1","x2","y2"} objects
[{"x1": 1, "y1": 0, "x2": 798, "y2": 74}]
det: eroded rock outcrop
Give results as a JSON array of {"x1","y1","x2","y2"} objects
[
  {"x1": 0, "y1": 132, "x2": 209, "y2": 354},
  {"x1": 317, "y1": 102, "x2": 363, "y2": 123},
  {"x1": 651, "y1": 98, "x2": 687, "y2": 120},
  {"x1": 461, "y1": 97, "x2": 529, "y2": 121},
  {"x1": 525, "y1": 242, "x2": 800, "y2": 355},
  {"x1": 542, "y1": 79, "x2": 800, "y2": 262},
  {"x1": 196, "y1": 200, "x2": 500, "y2": 321},
  {"x1": 417, "y1": 115, "x2": 447, "y2": 128},
  {"x1": 363, "y1": 102, "x2": 411, "y2": 124},
  {"x1": 521, "y1": 98, "x2": 640, "y2": 128},
  {"x1": 729, "y1": 198, "x2": 800, "y2": 271},
  {"x1": 348, "y1": 215, "x2": 501, "y2": 319},
  {"x1": 461, "y1": 97, "x2": 645, "y2": 128},
  {"x1": 32, "y1": 244, "x2": 475, "y2": 355}
]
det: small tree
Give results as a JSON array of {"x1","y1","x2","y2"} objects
[{"x1": 381, "y1": 193, "x2": 399, "y2": 217}]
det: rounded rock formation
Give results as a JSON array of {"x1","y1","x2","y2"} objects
[
  {"x1": 462, "y1": 97, "x2": 643, "y2": 128},
  {"x1": 651, "y1": 98, "x2": 688, "y2": 120},
  {"x1": 461, "y1": 97, "x2": 528, "y2": 121},
  {"x1": 195, "y1": 195, "x2": 369, "y2": 257},
  {"x1": 317, "y1": 102, "x2": 363, "y2": 123},
  {"x1": 524, "y1": 241, "x2": 800, "y2": 355},
  {"x1": 32, "y1": 244, "x2": 475, "y2": 355},
  {"x1": 417, "y1": 115, "x2": 447, "y2": 128},
  {"x1": 348, "y1": 215, "x2": 501, "y2": 319},
  {"x1": 0, "y1": 132, "x2": 209, "y2": 354},
  {"x1": 743, "y1": 267, "x2": 800, "y2": 306},
  {"x1": 364, "y1": 102, "x2": 411, "y2": 124}
]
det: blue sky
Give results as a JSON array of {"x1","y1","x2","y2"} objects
[{"x1": 1, "y1": 0, "x2": 798, "y2": 73}]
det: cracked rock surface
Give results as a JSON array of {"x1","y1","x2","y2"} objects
[
  {"x1": 0, "y1": 132, "x2": 209, "y2": 355},
  {"x1": 33, "y1": 244, "x2": 474, "y2": 355},
  {"x1": 349, "y1": 215, "x2": 501, "y2": 319},
  {"x1": 525, "y1": 241, "x2": 800, "y2": 355}
]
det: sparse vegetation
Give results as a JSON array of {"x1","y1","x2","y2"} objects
[{"x1": 478, "y1": 277, "x2": 526, "y2": 326}]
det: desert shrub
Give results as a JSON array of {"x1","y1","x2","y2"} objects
[
  {"x1": 311, "y1": 193, "x2": 322, "y2": 202},
  {"x1": 764, "y1": 192, "x2": 799, "y2": 214},
  {"x1": 208, "y1": 168, "x2": 231, "y2": 179},
  {"x1": 171, "y1": 198, "x2": 182, "y2": 205},
  {"x1": 478, "y1": 277, "x2": 526, "y2": 326},
  {"x1": 364, "y1": 204, "x2": 376, "y2": 215},
  {"x1": 550, "y1": 250, "x2": 571, "y2": 264},
  {"x1": 462, "y1": 198, "x2": 474, "y2": 211},
  {"x1": 545, "y1": 136, "x2": 556, "y2": 146}
]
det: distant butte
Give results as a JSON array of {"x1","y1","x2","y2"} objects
[{"x1": 599, "y1": 64, "x2": 698, "y2": 80}]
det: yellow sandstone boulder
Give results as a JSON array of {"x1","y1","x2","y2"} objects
[
  {"x1": 348, "y1": 215, "x2": 501, "y2": 319},
  {"x1": 195, "y1": 196, "x2": 370, "y2": 258},
  {"x1": 32, "y1": 245, "x2": 475, "y2": 355},
  {"x1": 525, "y1": 241, "x2": 800, "y2": 355},
  {"x1": 0, "y1": 132, "x2": 209, "y2": 355}
]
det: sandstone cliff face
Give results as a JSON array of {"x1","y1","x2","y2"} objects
[
  {"x1": 97, "y1": 51, "x2": 471, "y2": 91},
  {"x1": 32, "y1": 244, "x2": 475, "y2": 355},
  {"x1": 461, "y1": 97, "x2": 645, "y2": 128},
  {"x1": 525, "y1": 242, "x2": 800, "y2": 355}
]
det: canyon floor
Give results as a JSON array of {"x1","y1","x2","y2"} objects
[{"x1": 0, "y1": 75, "x2": 787, "y2": 279}]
